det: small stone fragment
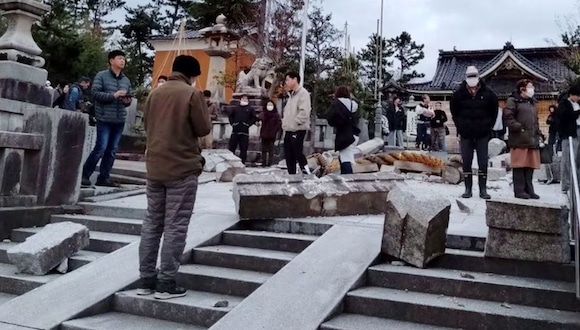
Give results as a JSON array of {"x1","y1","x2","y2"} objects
[
  {"x1": 501, "y1": 302, "x2": 512, "y2": 309},
  {"x1": 391, "y1": 261, "x2": 406, "y2": 266},
  {"x1": 56, "y1": 258, "x2": 68, "y2": 274},
  {"x1": 214, "y1": 300, "x2": 229, "y2": 308},
  {"x1": 460, "y1": 272, "x2": 475, "y2": 279},
  {"x1": 456, "y1": 200, "x2": 471, "y2": 214}
]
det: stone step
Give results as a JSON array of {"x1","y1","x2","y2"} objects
[
  {"x1": 109, "y1": 173, "x2": 147, "y2": 185},
  {"x1": 177, "y1": 264, "x2": 270, "y2": 297},
  {"x1": 320, "y1": 313, "x2": 455, "y2": 329},
  {"x1": 61, "y1": 312, "x2": 206, "y2": 330},
  {"x1": 113, "y1": 289, "x2": 242, "y2": 327},
  {"x1": 221, "y1": 230, "x2": 318, "y2": 253},
  {"x1": 345, "y1": 286, "x2": 580, "y2": 329},
  {"x1": 192, "y1": 245, "x2": 296, "y2": 274},
  {"x1": 433, "y1": 249, "x2": 575, "y2": 283},
  {"x1": 0, "y1": 262, "x2": 60, "y2": 295},
  {"x1": 51, "y1": 214, "x2": 143, "y2": 236},
  {"x1": 0, "y1": 292, "x2": 15, "y2": 306},
  {"x1": 242, "y1": 219, "x2": 332, "y2": 236},
  {"x1": 11, "y1": 227, "x2": 139, "y2": 253},
  {"x1": 368, "y1": 263, "x2": 579, "y2": 312},
  {"x1": 77, "y1": 203, "x2": 147, "y2": 220},
  {"x1": 0, "y1": 241, "x2": 105, "y2": 271}
]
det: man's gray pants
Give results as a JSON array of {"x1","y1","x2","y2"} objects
[
  {"x1": 561, "y1": 131, "x2": 580, "y2": 192},
  {"x1": 139, "y1": 173, "x2": 199, "y2": 281}
]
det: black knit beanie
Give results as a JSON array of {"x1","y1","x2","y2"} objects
[{"x1": 172, "y1": 55, "x2": 202, "y2": 78}]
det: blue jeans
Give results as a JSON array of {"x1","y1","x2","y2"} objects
[
  {"x1": 416, "y1": 123, "x2": 430, "y2": 147},
  {"x1": 83, "y1": 121, "x2": 125, "y2": 181}
]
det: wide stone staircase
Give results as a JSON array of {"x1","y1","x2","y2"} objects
[
  {"x1": 321, "y1": 248, "x2": 580, "y2": 329},
  {"x1": 60, "y1": 218, "x2": 323, "y2": 329}
]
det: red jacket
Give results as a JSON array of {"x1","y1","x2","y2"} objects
[{"x1": 260, "y1": 110, "x2": 282, "y2": 140}]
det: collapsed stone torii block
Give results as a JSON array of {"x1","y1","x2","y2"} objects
[
  {"x1": 202, "y1": 149, "x2": 247, "y2": 182},
  {"x1": 484, "y1": 199, "x2": 570, "y2": 263},
  {"x1": 7, "y1": 222, "x2": 90, "y2": 275},
  {"x1": 233, "y1": 172, "x2": 403, "y2": 220},
  {"x1": 382, "y1": 184, "x2": 451, "y2": 268}
]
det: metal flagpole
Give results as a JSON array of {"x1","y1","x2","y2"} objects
[
  {"x1": 378, "y1": 0, "x2": 384, "y2": 104},
  {"x1": 299, "y1": 0, "x2": 309, "y2": 87},
  {"x1": 374, "y1": 19, "x2": 379, "y2": 100}
]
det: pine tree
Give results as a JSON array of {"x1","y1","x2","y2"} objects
[
  {"x1": 187, "y1": 0, "x2": 259, "y2": 31},
  {"x1": 388, "y1": 31, "x2": 425, "y2": 85},
  {"x1": 119, "y1": 4, "x2": 162, "y2": 86},
  {"x1": 357, "y1": 33, "x2": 393, "y2": 92}
]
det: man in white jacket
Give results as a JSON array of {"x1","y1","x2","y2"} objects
[{"x1": 282, "y1": 71, "x2": 312, "y2": 175}]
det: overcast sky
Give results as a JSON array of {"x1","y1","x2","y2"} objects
[{"x1": 120, "y1": 0, "x2": 579, "y2": 80}]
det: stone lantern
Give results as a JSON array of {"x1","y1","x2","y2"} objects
[
  {"x1": 199, "y1": 14, "x2": 240, "y2": 103},
  {"x1": 0, "y1": 0, "x2": 52, "y2": 106}
]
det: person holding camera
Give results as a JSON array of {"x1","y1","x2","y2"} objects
[{"x1": 81, "y1": 50, "x2": 132, "y2": 187}]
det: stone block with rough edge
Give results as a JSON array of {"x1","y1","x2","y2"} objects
[
  {"x1": 486, "y1": 198, "x2": 569, "y2": 234},
  {"x1": 7, "y1": 222, "x2": 89, "y2": 275},
  {"x1": 233, "y1": 172, "x2": 403, "y2": 219},
  {"x1": 382, "y1": 184, "x2": 451, "y2": 268},
  {"x1": 486, "y1": 167, "x2": 507, "y2": 181},
  {"x1": 484, "y1": 227, "x2": 570, "y2": 263}
]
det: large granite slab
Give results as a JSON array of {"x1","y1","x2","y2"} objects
[
  {"x1": 486, "y1": 198, "x2": 569, "y2": 234},
  {"x1": 233, "y1": 172, "x2": 404, "y2": 220},
  {"x1": 485, "y1": 227, "x2": 570, "y2": 263}
]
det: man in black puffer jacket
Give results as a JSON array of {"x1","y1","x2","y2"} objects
[
  {"x1": 228, "y1": 94, "x2": 258, "y2": 164},
  {"x1": 450, "y1": 66, "x2": 498, "y2": 199}
]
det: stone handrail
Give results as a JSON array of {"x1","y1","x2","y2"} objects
[
  {"x1": 568, "y1": 136, "x2": 580, "y2": 299},
  {"x1": 0, "y1": 131, "x2": 43, "y2": 150}
]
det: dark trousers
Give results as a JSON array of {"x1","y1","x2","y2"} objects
[
  {"x1": 139, "y1": 173, "x2": 199, "y2": 281},
  {"x1": 229, "y1": 133, "x2": 249, "y2": 164},
  {"x1": 460, "y1": 137, "x2": 488, "y2": 174},
  {"x1": 261, "y1": 138, "x2": 276, "y2": 166},
  {"x1": 83, "y1": 121, "x2": 125, "y2": 181},
  {"x1": 416, "y1": 123, "x2": 430, "y2": 148},
  {"x1": 284, "y1": 130, "x2": 308, "y2": 175}
]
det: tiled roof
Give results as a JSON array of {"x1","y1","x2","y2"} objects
[
  {"x1": 407, "y1": 43, "x2": 576, "y2": 95},
  {"x1": 150, "y1": 30, "x2": 203, "y2": 40}
]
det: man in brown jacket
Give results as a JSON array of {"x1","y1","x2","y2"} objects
[
  {"x1": 200, "y1": 90, "x2": 219, "y2": 149},
  {"x1": 138, "y1": 55, "x2": 211, "y2": 300}
]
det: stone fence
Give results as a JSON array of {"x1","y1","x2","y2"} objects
[{"x1": 0, "y1": 98, "x2": 87, "y2": 207}]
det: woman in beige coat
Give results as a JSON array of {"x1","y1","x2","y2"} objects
[{"x1": 503, "y1": 79, "x2": 544, "y2": 199}]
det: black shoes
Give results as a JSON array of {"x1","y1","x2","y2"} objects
[
  {"x1": 154, "y1": 280, "x2": 187, "y2": 300},
  {"x1": 478, "y1": 173, "x2": 491, "y2": 200},
  {"x1": 81, "y1": 177, "x2": 92, "y2": 187},
  {"x1": 461, "y1": 173, "x2": 473, "y2": 198},
  {"x1": 95, "y1": 179, "x2": 121, "y2": 188},
  {"x1": 136, "y1": 276, "x2": 157, "y2": 296}
]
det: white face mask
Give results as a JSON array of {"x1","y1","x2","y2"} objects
[
  {"x1": 240, "y1": 100, "x2": 249, "y2": 106},
  {"x1": 191, "y1": 81, "x2": 197, "y2": 88},
  {"x1": 466, "y1": 77, "x2": 479, "y2": 87},
  {"x1": 526, "y1": 87, "x2": 535, "y2": 98},
  {"x1": 266, "y1": 105, "x2": 274, "y2": 111}
]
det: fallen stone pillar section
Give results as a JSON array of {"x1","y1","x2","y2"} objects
[
  {"x1": 382, "y1": 185, "x2": 451, "y2": 268},
  {"x1": 484, "y1": 199, "x2": 570, "y2": 263},
  {"x1": 7, "y1": 222, "x2": 89, "y2": 275},
  {"x1": 233, "y1": 172, "x2": 403, "y2": 219},
  {"x1": 202, "y1": 149, "x2": 246, "y2": 182},
  {"x1": 354, "y1": 137, "x2": 384, "y2": 158}
]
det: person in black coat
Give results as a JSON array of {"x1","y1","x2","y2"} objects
[
  {"x1": 556, "y1": 83, "x2": 580, "y2": 193},
  {"x1": 228, "y1": 94, "x2": 258, "y2": 164},
  {"x1": 386, "y1": 96, "x2": 406, "y2": 147},
  {"x1": 326, "y1": 86, "x2": 361, "y2": 174},
  {"x1": 450, "y1": 66, "x2": 498, "y2": 199}
]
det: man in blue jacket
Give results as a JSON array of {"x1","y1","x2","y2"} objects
[{"x1": 81, "y1": 50, "x2": 132, "y2": 187}]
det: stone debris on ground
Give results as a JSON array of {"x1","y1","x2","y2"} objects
[
  {"x1": 213, "y1": 300, "x2": 229, "y2": 308},
  {"x1": 382, "y1": 184, "x2": 451, "y2": 268},
  {"x1": 488, "y1": 138, "x2": 507, "y2": 158},
  {"x1": 202, "y1": 149, "x2": 247, "y2": 182},
  {"x1": 484, "y1": 198, "x2": 570, "y2": 263},
  {"x1": 7, "y1": 222, "x2": 90, "y2": 275},
  {"x1": 456, "y1": 200, "x2": 472, "y2": 214}
]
